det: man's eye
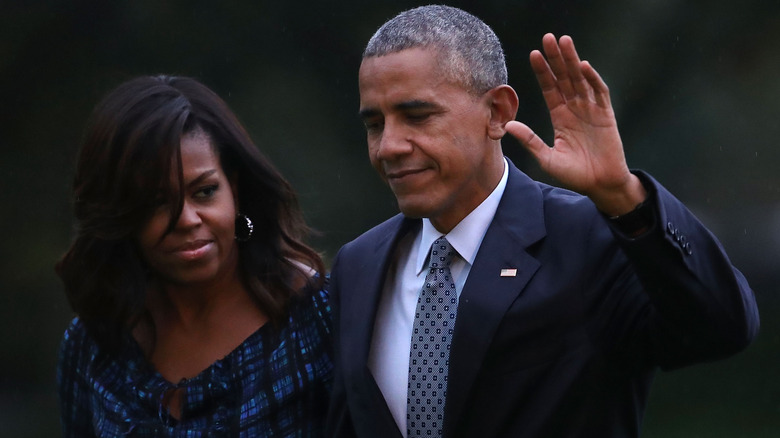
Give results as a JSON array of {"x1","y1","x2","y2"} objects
[
  {"x1": 364, "y1": 120, "x2": 384, "y2": 133},
  {"x1": 407, "y1": 113, "x2": 430, "y2": 123}
]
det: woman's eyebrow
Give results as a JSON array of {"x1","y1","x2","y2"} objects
[{"x1": 186, "y1": 169, "x2": 218, "y2": 188}]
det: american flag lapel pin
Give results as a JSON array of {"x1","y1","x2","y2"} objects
[{"x1": 500, "y1": 268, "x2": 517, "y2": 277}]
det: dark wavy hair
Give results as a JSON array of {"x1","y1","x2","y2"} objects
[{"x1": 56, "y1": 75, "x2": 324, "y2": 356}]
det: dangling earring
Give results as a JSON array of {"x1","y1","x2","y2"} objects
[{"x1": 235, "y1": 213, "x2": 254, "y2": 242}]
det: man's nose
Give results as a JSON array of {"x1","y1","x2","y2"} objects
[{"x1": 376, "y1": 120, "x2": 413, "y2": 160}]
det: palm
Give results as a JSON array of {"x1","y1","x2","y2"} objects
[
  {"x1": 507, "y1": 34, "x2": 633, "y2": 199},
  {"x1": 544, "y1": 97, "x2": 626, "y2": 194}
]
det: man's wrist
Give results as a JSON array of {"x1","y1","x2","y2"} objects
[
  {"x1": 589, "y1": 173, "x2": 648, "y2": 217},
  {"x1": 608, "y1": 198, "x2": 654, "y2": 236}
]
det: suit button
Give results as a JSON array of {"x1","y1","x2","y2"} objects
[
  {"x1": 678, "y1": 235, "x2": 687, "y2": 246},
  {"x1": 683, "y1": 242, "x2": 693, "y2": 255},
  {"x1": 667, "y1": 222, "x2": 676, "y2": 235}
]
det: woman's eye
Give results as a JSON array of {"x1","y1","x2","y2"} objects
[{"x1": 194, "y1": 184, "x2": 219, "y2": 199}]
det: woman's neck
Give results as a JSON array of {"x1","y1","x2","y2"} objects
[
  {"x1": 140, "y1": 268, "x2": 268, "y2": 384},
  {"x1": 152, "y1": 263, "x2": 247, "y2": 329}
]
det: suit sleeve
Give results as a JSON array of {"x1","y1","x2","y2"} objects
[
  {"x1": 326, "y1": 249, "x2": 358, "y2": 438},
  {"x1": 600, "y1": 171, "x2": 759, "y2": 370}
]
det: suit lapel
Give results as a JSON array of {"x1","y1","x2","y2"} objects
[
  {"x1": 444, "y1": 162, "x2": 547, "y2": 437},
  {"x1": 342, "y1": 216, "x2": 417, "y2": 438},
  {"x1": 346, "y1": 217, "x2": 417, "y2": 367}
]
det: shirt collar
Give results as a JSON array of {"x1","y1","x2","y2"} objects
[{"x1": 415, "y1": 158, "x2": 510, "y2": 274}]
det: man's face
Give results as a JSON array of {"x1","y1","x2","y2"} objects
[{"x1": 358, "y1": 47, "x2": 503, "y2": 232}]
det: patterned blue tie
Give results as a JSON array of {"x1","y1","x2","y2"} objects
[{"x1": 407, "y1": 237, "x2": 458, "y2": 437}]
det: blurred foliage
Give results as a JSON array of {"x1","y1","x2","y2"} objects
[{"x1": 1, "y1": 0, "x2": 778, "y2": 436}]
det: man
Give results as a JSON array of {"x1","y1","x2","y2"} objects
[{"x1": 328, "y1": 5, "x2": 759, "y2": 438}]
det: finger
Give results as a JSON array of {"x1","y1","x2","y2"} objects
[
  {"x1": 581, "y1": 60, "x2": 611, "y2": 108},
  {"x1": 530, "y1": 50, "x2": 565, "y2": 110},
  {"x1": 505, "y1": 120, "x2": 551, "y2": 166},
  {"x1": 558, "y1": 35, "x2": 591, "y2": 100},
  {"x1": 541, "y1": 33, "x2": 576, "y2": 100}
]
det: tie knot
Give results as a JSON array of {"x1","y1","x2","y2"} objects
[{"x1": 428, "y1": 237, "x2": 455, "y2": 269}]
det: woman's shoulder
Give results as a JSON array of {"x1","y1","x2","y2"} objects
[
  {"x1": 303, "y1": 271, "x2": 329, "y2": 304},
  {"x1": 60, "y1": 317, "x2": 93, "y2": 353},
  {"x1": 285, "y1": 272, "x2": 331, "y2": 332},
  {"x1": 57, "y1": 317, "x2": 100, "y2": 381},
  {"x1": 284, "y1": 259, "x2": 329, "y2": 305}
]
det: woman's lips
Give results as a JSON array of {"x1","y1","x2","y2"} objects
[{"x1": 171, "y1": 240, "x2": 213, "y2": 261}]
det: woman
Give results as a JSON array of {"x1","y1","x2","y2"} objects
[{"x1": 56, "y1": 75, "x2": 332, "y2": 436}]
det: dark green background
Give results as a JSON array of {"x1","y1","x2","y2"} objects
[{"x1": 2, "y1": 1, "x2": 778, "y2": 436}]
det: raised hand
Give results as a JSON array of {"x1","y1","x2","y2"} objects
[{"x1": 506, "y1": 33, "x2": 646, "y2": 216}]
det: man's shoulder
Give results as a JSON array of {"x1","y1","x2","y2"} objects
[
  {"x1": 507, "y1": 170, "x2": 599, "y2": 219},
  {"x1": 505, "y1": 159, "x2": 598, "y2": 216},
  {"x1": 538, "y1": 182, "x2": 597, "y2": 213},
  {"x1": 339, "y1": 213, "x2": 408, "y2": 254}
]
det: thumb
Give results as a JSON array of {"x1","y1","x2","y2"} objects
[{"x1": 505, "y1": 120, "x2": 550, "y2": 165}]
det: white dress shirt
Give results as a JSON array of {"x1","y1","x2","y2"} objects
[{"x1": 367, "y1": 158, "x2": 509, "y2": 436}]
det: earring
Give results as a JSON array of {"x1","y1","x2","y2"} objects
[{"x1": 235, "y1": 213, "x2": 254, "y2": 242}]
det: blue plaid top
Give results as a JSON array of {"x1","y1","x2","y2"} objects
[{"x1": 57, "y1": 286, "x2": 333, "y2": 437}]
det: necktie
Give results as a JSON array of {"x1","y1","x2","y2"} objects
[{"x1": 407, "y1": 237, "x2": 458, "y2": 437}]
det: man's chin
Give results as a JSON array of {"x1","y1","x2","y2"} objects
[{"x1": 396, "y1": 201, "x2": 432, "y2": 220}]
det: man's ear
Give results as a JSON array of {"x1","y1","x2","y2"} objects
[{"x1": 486, "y1": 85, "x2": 519, "y2": 140}]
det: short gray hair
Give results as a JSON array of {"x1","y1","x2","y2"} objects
[{"x1": 363, "y1": 5, "x2": 507, "y2": 94}]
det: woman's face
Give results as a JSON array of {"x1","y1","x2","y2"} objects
[{"x1": 137, "y1": 130, "x2": 240, "y2": 287}]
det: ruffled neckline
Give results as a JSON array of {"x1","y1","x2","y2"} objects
[{"x1": 122, "y1": 321, "x2": 275, "y2": 424}]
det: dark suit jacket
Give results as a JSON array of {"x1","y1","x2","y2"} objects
[{"x1": 328, "y1": 161, "x2": 758, "y2": 438}]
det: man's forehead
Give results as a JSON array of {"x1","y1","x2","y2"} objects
[
  {"x1": 358, "y1": 48, "x2": 477, "y2": 101},
  {"x1": 359, "y1": 47, "x2": 442, "y2": 76}
]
